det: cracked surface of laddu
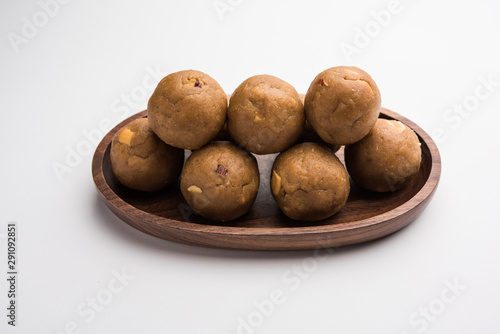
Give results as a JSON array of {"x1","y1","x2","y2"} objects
[
  {"x1": 110, "y1": 118, "x2": 184, "y2": 192},
  {"x1": 147, "y1": 69, "x2": 227, "y2": 150},
  {"x1": 345, "y1": 119, "x2": 422, "y2": 192},
  {"x1": 228, "y1": 74, "x2": 304, "y2": 154},
  {"x1": 271, "y1": 142, "x2": 350, "y2": 221},
  {"x1": 304, "y1": 66, "x2": 381, "y2": 145},
  {"x1": 180, "y1": 142, "x2": 260, "y2": 222}
]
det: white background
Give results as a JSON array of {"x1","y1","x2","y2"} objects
[{"x1": 1, "y1": 0, "x2": 500, "y2": 333}]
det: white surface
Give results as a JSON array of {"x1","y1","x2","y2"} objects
[{"x1": 1, "y1": 0, "x2": 500, "y2": 333}]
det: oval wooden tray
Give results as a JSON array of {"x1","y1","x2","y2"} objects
[{"x1": 92, "y1": 106, "x2": 441, "y2": 251}]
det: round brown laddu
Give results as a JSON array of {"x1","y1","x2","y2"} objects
[
  {"x1": 180, "y1": 142, "x2": 260, "y2": 222},
  {"x1": 227, "y1": 74, "x2": 304, "y2": 154},
  {"x1": 270, "y1": 142, "x2": 350, "y2": 221},
  {"x1": 344, "y1": 118, "x2": 422, "y2": 192},
  {"x1": 110, "y1": 118, "x2": 185, "y2": 192},
  {"x1": 147, "y1": 69, "x2": 227, "y2": 150},
  {"x1": 304, "y1": 66, "x2": 381, "y2": 145}
]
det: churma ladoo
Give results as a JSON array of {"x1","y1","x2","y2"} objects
[
  {"x1": 227, "y1": 74, "x2": 304, "y2": 154},
  {"x1": 344, "y1": 119, "x2": 422, "y2": 192},
  {"x1": 304, "y1": 66, "x2": 381, "y2": 145},
  {"x1": 180, "y1": 142, "x2": 260, "y2": 222},
  {"x1": 270, "y1": 142, "x2": 350, "y2": 221},
  {"x1": 147, "y1": 69, "x2": 227, "y2": 150},
  {"x1": 110, "y1": 118, "x2": 184, "y2": 192}
]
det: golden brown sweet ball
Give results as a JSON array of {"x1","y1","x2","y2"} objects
[
  {"x1": 147, "y1": 70, "x2": 227, "y2": 150},
  {"x1": 304, "y1": 66, "x2": 381, "y2": 145},
  {"x1": 180, "y1": 142, "x2": 260, "y2": 222},
  {"x1": 110, "y1": 118, "x2": 185, "y2": 192},
  {"x1": 227, "y1": 74, "x2": 304, "y2": 154},
  {"x1": 270, "y1": 142, "x2": 350, "y2": 221},
  {"x1": 344, "y1": 119, "x2": 422, "y2": 192}
]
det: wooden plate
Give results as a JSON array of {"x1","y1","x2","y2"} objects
[{"x1": 92, "y1": 106, "x2": 441, "y2": 251}]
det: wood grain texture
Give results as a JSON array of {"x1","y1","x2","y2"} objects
[{"x1": 92, "y1": 100, "x2": 441, "y2": 250}]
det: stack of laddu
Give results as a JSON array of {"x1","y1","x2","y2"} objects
[{"x1": 110, "y1": 67, "x2": 422, "y2": 222}]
